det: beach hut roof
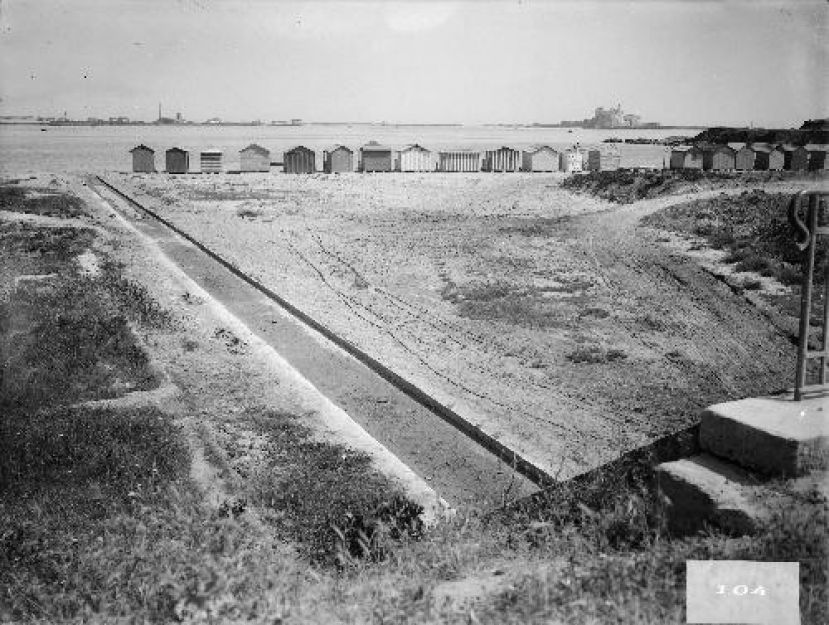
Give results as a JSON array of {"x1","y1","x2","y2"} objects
[
  {"x1": 130, "y1": 144, "x2": 154, "y2": 153},
  {"x1": 401, "y1": 144, "x2": 430, "y2": 152},
  {"x1": 704, "y1": 145, "x2": 736, "y2": 154},
  {"x1": 362, "y1": 141, "x2": 391, "y2": 151},
  {"x1": 166, "y1": 146, "x2": 188, "y2": 154},
  {"x1": 286, "y1": 145, "x2": 314, "y2": 154},
  {"x1": 526, "y1": 145, "x2": 557, "y2": 153},
  {"x1": 241, "y1": 143, "x2": 269, "y2": 155},
  {"x1": 327, "y1": 144, "x2": 353, "y2": 153}
]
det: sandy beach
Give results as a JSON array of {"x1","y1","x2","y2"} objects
[{"x1": 109, "y1": 171, "x2": 797, "y2": 479}]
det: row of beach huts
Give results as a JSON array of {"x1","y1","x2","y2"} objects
[
  {"x1": 129, "y1": 142, "x2": 623, "y2": 174},
  {"x1": 669, "y1": 143, "x2": 828, "y2": 171}
]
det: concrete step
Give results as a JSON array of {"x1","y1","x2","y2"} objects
[
  {"x1": 656, "y1": 453, "x2": 764, "y2": 535},
  {"x1": 699, "y1": 385, "x2": 828, "y2": 477}
]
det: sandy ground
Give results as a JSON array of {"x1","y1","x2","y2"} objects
[{"x1": 109, "y1": 172, "x2": 806, "y2": 479}]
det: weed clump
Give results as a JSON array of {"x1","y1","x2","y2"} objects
[{"x1": 245, "y1": 410, "x2": 423, "y2": 567}]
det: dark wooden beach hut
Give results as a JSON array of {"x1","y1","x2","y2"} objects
[
  {"x1": 437, "y1": 151, "x2": 481, "y2": 172},
  {"x1": 783, "y1": 145, "x2": 809, "y2": 171},
  {"x1": 130, "y1": 144, "x2": 156, "y2": 173},
  {"x1": 586, "y1": 149, "x2": 621, "y2": 172},
  {"x1": 483, "y1": 147, "x2": 521, "y2": 172},
  {"x1": 522, "y1": 146, "x2": 559, "y2": 172},
  {"x1": 165, "y1": 147, "x2": 189, "y2": 174},
  {"x1": 360, "y1": 142, "x2": 394, "y2": 172},
  {"x1": 734, "y1": 145, "x2": 755, "y2": 171},
  {"x1": 807, "y1": 146, "x2": 828, "y2": 171},
  {"x1": 284, "y1": 146, "x2": 316, "y2": 174},
  {"x1": 200, "y1": 149, "x2": 223, "y2": 173},
  {"x1": 702, "y1": 145, "x2": 736, "y2": 171},
  {"x1": 240, "y1": 144, "x2": 270, "y2": 172},
  {"x1": 669, "y1": 146, "x2": 703, "y2": 170},
  {"x1": 753, "y1": 145, "x2": 784, "y2": 171},
  {"x1": 323, "y1": 145, "x2": 354, "y2": 173}
]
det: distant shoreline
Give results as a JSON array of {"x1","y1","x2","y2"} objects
[{"x1": 0, "y1": 120, "x2": 705, "y2": 129}]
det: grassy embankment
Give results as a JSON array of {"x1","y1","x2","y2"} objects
[
  {"x1": 642, "y1": 189, "x2": 826, "y2": 356},
  {"x1": 1, "y1": 183, "x2": 825, "y2": 623},
  {"x1": 0, "y1": 184, "x2": 419, "y2": 622},
  {"x1": 560, "y1": 169, "x2": 810, "y2": 204}
]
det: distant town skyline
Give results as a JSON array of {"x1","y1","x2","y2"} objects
[{"x1": 0, "y1": 1, "x2": 826, "y2": 128}]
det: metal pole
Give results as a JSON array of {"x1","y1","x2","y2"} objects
[
  {"x1": 821, "y1": 196, "x2": 829, "y2": 386},
  {"x1": 794, "y1": 195, "x2": 819, "y2": 401}
]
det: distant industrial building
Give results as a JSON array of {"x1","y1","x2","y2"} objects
[
  {"x1": 360, "y1": 142, "x2": 394, "y2": 172},
  {"x1": 240, "y1": 144, "x2": 270, "y2": 172},
  {"x1": 522, "y1": 146, "x2": 559, "y2": 172},
  {"x1": 437, "y1": 151, "x2": 481, "y2": 172},
  {"x1": 200, "y1": 149, "x2": 223, "y2": 173},
  {"x1": 284, "y1": 145, "x2": 316, "y2": 173},
  {"x1": 398, "y1": 144, "x2": 434, "y2": 172},
  {"x1": 165, "y1": 147, "x2": 189, "y2": 174},
  {"x1": 130, "y1": 144, "x2": 156, "y2": 173},
  {"x1": 323, "y1": 145, "x2": 354, "y2": 173}
]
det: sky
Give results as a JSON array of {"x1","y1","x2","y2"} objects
[{"x1": 0, "y1": 0, "x2": 826, "y2": 127}]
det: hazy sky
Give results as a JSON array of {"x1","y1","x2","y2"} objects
[{"x1": 0, "y1": 0, "x2": 825, "y2": 126}]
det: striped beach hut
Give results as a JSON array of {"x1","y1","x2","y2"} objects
[
  {"x1": 240, "y1": 144, "x2": 270, "y2": 172},
  {"x1": 360, "y1": 142, "x2": 394, "y2": 172},
  {"x1": 807, "y1": 146, "x2": 828, "y2": 171},
  {"x1": 783, "y1": 145, "x2": 809, "y2": 171},
  {"x1": 323, "y1": 145, "x2": 353, "y2": 173},
  {"x1": 130, "y1": 145, "x2": 156, "y2": 173},
  {"x1": 560, "y1": 148, "x2": 584, "y2": 173},
  {"x1": 200, "y1": 149, "x2": 223, "y2": 173},
  {"x1": 483, "y1": 146, "x2": 521, "y2": 172},
  {"x1": 702, "y1": 145, "x2": 736, "y2": 171},
  {"x1": 522, "y1": 146, "x2": 559, "y2": 172},
  {"x1": 398, "y1": 144, "x2": 434, "y2": 172},
  {"x1": 586, "y1": 149, "x2": 621, "y2": 172},
  {"x1": 437, "y1": 150, "x2": 481, "y2": 172},
  {"x1": 669, "y1": 146, "x2": 703, "y2": 170},
  {"x1": 734, "y1": 145, "x2": 755, "y2": 171},
  {"x1": 165, "y1": 147, "x2": 189, "y2": 174},
  {"x1": 753, "y1": 145, "x2": 784, "y2": 171},
  {"x1": 284, "y1": 146, "x2": 316, "y2": 174}
]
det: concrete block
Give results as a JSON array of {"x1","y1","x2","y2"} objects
[
  {"x1": 700, "y1": 386, "x2": 828, "y2": 477},
  {"x1": 657, "y1": 454, "x2": 762, "y2": 535}
]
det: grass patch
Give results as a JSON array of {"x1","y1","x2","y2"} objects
[
  {"x1": 566, "y1": 344, "x2": 628, "y2": 364},
  {"x1": 1, "y1": 268, "x2": 159, "y2": 410},
  {"x1": 242, "y1": 409, "x2": 423, "y2": 567},
  {"x1": 0, "y1": 405, "x2": 295, "y2": 624},
  {"x1": 560, "y1": 169, "x2": 741, "y2": 204},
  {"x1": 441, "y1": 279, "x2": 586, "y2": 329},
  {"x1": 0, "y1": 183, "x2": 87, "y2": 218}
]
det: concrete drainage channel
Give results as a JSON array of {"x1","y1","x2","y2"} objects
[{"x1": 92, "y1": 176, "x2": 541, "y2": 508}]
